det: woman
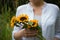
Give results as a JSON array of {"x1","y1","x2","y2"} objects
[{"x1": 12, "y1": 0, "x2": 59, "y2": 40}]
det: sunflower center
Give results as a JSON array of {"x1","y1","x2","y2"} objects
[
  {"x1": 20, "y1": 17, "x2": 27, "y2": 21},
  {"x1": 13, "y1": 20, "x2": 15, "y2": 23},
  {"x1": 32, "y1": 22, "x2": 35, "y2": 25}
]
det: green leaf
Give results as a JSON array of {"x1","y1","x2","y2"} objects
[{"x1": 28, "y1": 21, "x2": 33, "y2": 26}]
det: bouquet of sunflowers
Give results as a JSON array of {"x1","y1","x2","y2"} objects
[{"x1": 11, "y1": 14, "x2": 46, "y2": 40}]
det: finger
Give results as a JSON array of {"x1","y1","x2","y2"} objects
[
  {"x1": 28, "y1": 33, "x2": 37, "y2": 37},
  {"x1": 24, "y1": 33, "x2": 36, "y2": 37}
]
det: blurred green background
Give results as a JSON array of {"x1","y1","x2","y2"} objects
[{"x1": 0, "y1": 0, "x2": 60, "y2": 40}]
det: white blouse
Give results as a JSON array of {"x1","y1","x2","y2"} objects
[{"x1": 12, "y1": 2, "x2": 59, "y2": 40}]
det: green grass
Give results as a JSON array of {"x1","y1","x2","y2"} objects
[
  {"x1": 0, "y1": 5, "x2": 13, "y2": 40},
  {"x1": 0, "y1": 14, "x2": 12, "y2": 40}
]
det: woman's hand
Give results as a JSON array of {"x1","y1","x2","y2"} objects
[
  {"x1": 23, "y1": 29, "x2": 38, "y2": 37},
  {"x1": 54, "y1": 37, "x2": 60, "y2": 40},
  {"x1": 14, "y1": 29, "x2": 38, "y2": 40}
]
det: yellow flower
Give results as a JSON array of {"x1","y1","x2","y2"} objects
[
  {"x1": 11, "y1": 23, "x2": 14, "y2": 27},
  {"x1": 27, "y1": 25, "x2": 31, "y2": 29},
  {"x1": 10, "y1": 16, "x2": 16, "y2": 27},
  {"x1": 30, "y1": 20, "x2": 38, "y2": 27},
  {"x1": 17, "y1": 14, "x2": 29, "y2": 22}
]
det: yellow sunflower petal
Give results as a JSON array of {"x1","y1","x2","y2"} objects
[
  {"x1": 10, "y1": 16, "x2": 16, "y2": 28},
  {"x1": 11, "y1": 23, "x2": 14, "y2": 27},
  {"x1": 17, "y1": 14, "x2": 29, "y2": 22},
  {"x1": 11, "y1": 16, "x2": 16, "y2": 24},
  {"x1": 30, "y1": 20, "x2": 38, "y2": 27}
]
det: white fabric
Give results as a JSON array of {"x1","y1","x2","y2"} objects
[
  {"x1": 12, "y1": 2, "x2": 59, "y2": 40},
  {"x1": 34, "y1": 15, "x2": 41, "y2": 25},
  {"x1": 55, "y1": 33, "x2": 60, "y2": 38},
  {"x1": 55, "y1": 10, "x2": 60, "y2": 39}
]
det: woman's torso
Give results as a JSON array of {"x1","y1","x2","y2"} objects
[{"x1": 16, "y1": 2, "x2": 59, "y2": 40}]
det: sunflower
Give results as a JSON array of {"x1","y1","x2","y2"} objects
[
  {"x1": 27, "y1": 25, "x2": 31, "y2": 29},
  {"x1": 30, "y1": 20, "x2": 38, "y2": 27},
  {"x1": 11, "y1": 23, "x2": 14, "y2": 27},
  {"x1": 17, "y1": 14, "x2": 29, "y2": 22},
  {"x1": 10, "y1": 16, "x2": 16, "y2": 27}
]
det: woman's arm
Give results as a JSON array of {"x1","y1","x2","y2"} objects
[
  {"x1": 12, "y1": 26, "x2": 23, "y2": 40},
  {"x1": 54, "y1": 10, "x2": 60, "y2": 40},
  {"x1": 45, "y1": 4, "x2": 59, "y2": 40},
  {"x1": 14, "y1": 29, "x2": 25, "y2": 40},
  {"x1": 12, "y1": 26, "x2": 38, "y2": 40}
]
